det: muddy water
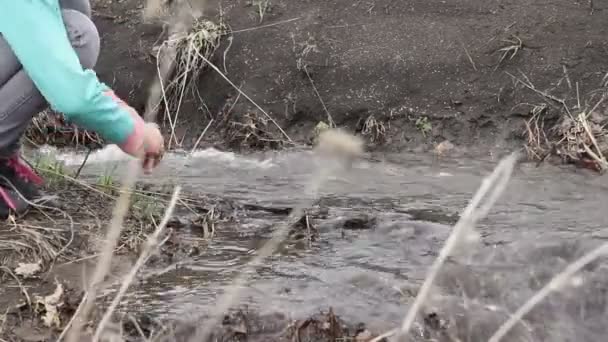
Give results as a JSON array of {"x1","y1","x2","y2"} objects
[{"x1": 39, "y1": 146, "x2": 608, "y2": 337}]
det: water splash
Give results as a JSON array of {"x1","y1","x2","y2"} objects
[{"x1": 31, "y1": 145, "x2": 277, "y2": 171}]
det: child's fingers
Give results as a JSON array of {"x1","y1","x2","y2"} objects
[
  {"x1": 142, "y1": 158, "x2": 151, "y2": 173},
  {"x1": 142, "y1": 152, "x2": 163, "y2": 173}
]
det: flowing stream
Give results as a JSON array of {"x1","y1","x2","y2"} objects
[{"x1": 35, "y1": 145, "x2": 608, "y2": 340}]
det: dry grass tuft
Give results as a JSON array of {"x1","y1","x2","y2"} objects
[
  {"x1": 525, "y1": 101, "x2": 608, "y2": 172},
  {"x1": 0, "y1": 220, "x2": 66, "y2": 268},
  {"x1": 550, "y1": 106, "x2": 608, "y2": 169},
  {"x1": 494, "y1": 35, "x2": 523, "y2": 71},
  {"x1": 25, "y1": 110, "x2": 103, "y2": 150},
  {"x1": 359, "y1": 114, "x2": 387, "y2": 144},
  {"x1": 0, "y1": 179, "x2": 183, "y2": 272},
  {"x1": 225, "y1": 111, "x2": 287, "y2": 150},
  {"x1": 154, "y1": 15, "x2": 227, "y2": 148},
  {"x1": 515, "y1": 71, "x2": 608, "y2": 172},
  {"x1": 145, "y1": 0, "x2": 295, "y2": 148}
]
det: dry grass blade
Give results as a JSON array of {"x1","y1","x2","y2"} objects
[
  {"x1": 0, "y1": 266, "x2": 31, "y2": 306},
  {"x1": 0, "y1": 177, "x2": 76, "y2": 267},
  {"x1": 507, "y1": 71, "x2": 571, "y2": 116},
  {"x1": 459, "y1": 40, "x2": 477, "y2": 72},
  {"x1": 397, "y1": 152, "x2": 519, "y2": 340},
  {"x1": 191, "y1": 119, "x2": 214, "y2": 152},
  {"x1": 578, "y1": 98, "x2": 608, "y2": 171},
  {"x1": 92, "y1": 186, "x2": 181, "y2": 342},
  {"x1": 488, "y1": 242, "x2": 608, "y2": 342},
  {"x1": 56, "y1": 293, "x2": 88, "y2": 342},
  {"x1": 369, "y1": 328, "x2": 397, "y2": 342},
  {"x1": 63, "y1": 25, "x2": 214, "y2": 336},
  {"x1": 64, "y1": 159, "x2": 142, "y2": 342},
  {"x1": 193, "y1": 50, "x2": 293, "y2": 143},
  {"x1": 228, "y1": 16, "x2": 301, "y2": 34},
  {"x1": 303, "y1": 65, "x2": 335, "y2": 127}
]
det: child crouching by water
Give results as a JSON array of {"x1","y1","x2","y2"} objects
[{"x1": 0, "y1": 0, "x2": 165, "y2": 218}]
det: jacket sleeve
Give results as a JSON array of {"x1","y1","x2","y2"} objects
[{"x1": 0, "y1": 0, "x2": 145, "y2": 152}]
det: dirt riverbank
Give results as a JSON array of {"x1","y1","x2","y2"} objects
[{"x1": 25, "y1": 0, "x2": 607, "y2": 162}]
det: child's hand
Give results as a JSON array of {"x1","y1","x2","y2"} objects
[{"x1": 118, "y1": 108, "x2": 165, "y2": 173}]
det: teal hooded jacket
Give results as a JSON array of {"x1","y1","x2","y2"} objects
[{"x1": 0, "y1": 0, "x2": 142, "y2": 148}]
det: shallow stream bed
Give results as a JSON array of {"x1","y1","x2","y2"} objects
[{"x1": 32, "y1": 145, "x2": 608, "y2": 341}]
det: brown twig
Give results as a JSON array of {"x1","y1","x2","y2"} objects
[
  {"x1": 74, "y1": 148, "x2": 92, "y2": 179},
  {"x1": 507, "y1": 71, "x2": 572, "y2": 118},
  {"x1": 0, "y1": 266, "x2": 31, "y2": 307},
  {"x1": 460, "y1": 41, "x2": 478, "y2": 71},
  {"x1": 303, "y1": 65, "x2": 335, "y2": 127}
]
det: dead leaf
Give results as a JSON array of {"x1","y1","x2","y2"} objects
[
  {"x1": 15, "y1": 261, "x2": 42, "y2": 278},
  {"x1": 35, "y1": 282, "x2": 64, "y2": 328}
]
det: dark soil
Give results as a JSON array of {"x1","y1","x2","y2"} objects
[{"x1": 88, "y1": 0, "x2": 607, "y2": 155}]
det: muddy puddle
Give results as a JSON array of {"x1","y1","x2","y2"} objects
[{"x1": 27, "y1": 145, "x2": 608, "y2": 341}]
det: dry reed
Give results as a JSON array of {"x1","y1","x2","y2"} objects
[
  {"x1": 92, "y1": 186, "x2": 181, "y2": 341},
  {"x1": 368, "y1": 152, "x2": 519, "y2": 342},
  {"x1": 488, "y1": 242, "x2": 608, "y2": 342}
]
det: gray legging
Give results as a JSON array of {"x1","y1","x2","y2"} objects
[{"x1": 0, "y1": 0, "x2": 99, "y2": 157}]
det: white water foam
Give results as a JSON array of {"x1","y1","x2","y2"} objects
[
  {"x1": 188, "y1": 148, "x2": 277, "y2": 169},
  {"x1": 34, "y1": 144, "x2": 131, "y2": 166},
  {"x1": 32, "y1": 145, "x2": 278, "y2": 171}
]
